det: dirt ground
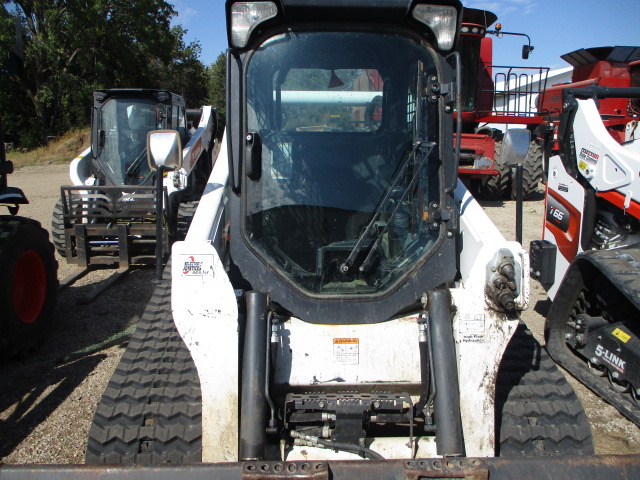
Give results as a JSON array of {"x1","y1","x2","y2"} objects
[{"x1": 1, "y1": 163, "x2": 639, "y2": 464}]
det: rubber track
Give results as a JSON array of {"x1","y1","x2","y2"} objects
[
  {"x1": 496, "y1": 324, "x2": 594, "y2": 456},
  {"x1": 546, "y1": 248, "x2": 640, "y2": 427},
  {"x1": 51, "y1": 198, "x2": 68, "y2": 258},
  {"x1": 176, "y1": 201, "x2": 199, "y2": 240},
  {"x1": 85, "y1": 262, "x2": 202, "y2": 465}
]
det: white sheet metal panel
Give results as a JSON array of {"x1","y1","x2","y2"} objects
[
  {"x1": 171, "y1": 240, "x2": 239, "y2": 462},
  {"x1": 273, "y1": 316, "x2": 421, "y2": 388}
]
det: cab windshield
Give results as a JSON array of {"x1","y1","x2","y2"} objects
[
  {"x1": 245, "y1": 31, "x2": 441, "y2": 296},
  {"x1": 96, "y1": 98, "x2": 163, "y2": 185}
]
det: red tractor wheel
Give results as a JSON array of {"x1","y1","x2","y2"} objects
[
  {"x1": 0, "y1": 216, "x2": 58, "y2": 358},
  {"x1": 12, "y1": 249, "x2": 48, "y2": 324}
]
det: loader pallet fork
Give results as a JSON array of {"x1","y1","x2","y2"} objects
[
  {"x1": 56, "y1": 185, "x2": 171, "y2": 300},
  {"x1": 58, "y1": 185, "x2": 165, "y2": 269},
  {"x1": 545, "y1": 248, "x2": 640, "y2": 427}
]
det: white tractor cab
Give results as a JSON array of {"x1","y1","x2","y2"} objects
[
  {"x1": 53, "y1": 89, "x2": 216, "y2": 280},
  {"x1": 91, "y1": 0, "x2": 593, "y2": 470}
]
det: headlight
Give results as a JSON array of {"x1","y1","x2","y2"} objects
[
  {"x1": 230, "y1": 2, "x2": 278, "y2": 48},
  {"x1": 412, "y1": 4, "x2": 458, "y2": 50}
]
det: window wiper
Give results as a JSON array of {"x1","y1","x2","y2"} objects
[
  {"x1": 125, "y1": 148, "x2": 148, "y2": 179},
  {"x1": 340, "y1": 141, "x2": 435, "y2": 274}
]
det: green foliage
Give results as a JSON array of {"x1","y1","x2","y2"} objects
[
  {"x1": 206, "y1": 52, "x2": 226, "y2": 133},
  {"x1": 0, "y1": 0, "x2": 211, "y2": 148},
  {"x1": 0, "y1": 10, "x2": 13, "y2": 61},
  {"x1": 150, "y1": 26, "x2": 208, "y2": 108}
]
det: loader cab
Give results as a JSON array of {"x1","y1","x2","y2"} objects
[
  {"x1": 91, "y1": 89, "x2": 187, "y2": 186},
  {"x1": 225, "y1": 0, "x2": 462, "y2": 324}
]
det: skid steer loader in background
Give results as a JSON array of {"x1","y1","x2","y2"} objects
[
  {"x1": 51, "y1": 89, "x2": 216, "y2": 279},
  {"x1": 81, "y1": 1, "x2": 604, "y2": 473},
  {"x1": 530, "y1": 80, "x2": 640, "y2": 426}
]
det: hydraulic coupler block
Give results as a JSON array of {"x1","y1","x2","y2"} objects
[{"x1": 486, "y1": 248, "x2": 521, "y2": 313}]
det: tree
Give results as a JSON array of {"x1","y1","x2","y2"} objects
[
  {"x1": 0, "y1": 10, "x2": 14, "y2": 62},
  {"x1": 206, "y1": 52, "x2": 226, "y2": 133},
  {"x1": 0, "y1": 0, "x2": 207, "y2": 147},
  {"x1": 150, "y1": 26, "x2": 208, "y2": 108}
]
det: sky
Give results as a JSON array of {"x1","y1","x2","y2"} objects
[{"x1": 172, "y1": 0, "x2": 640, "y2": 71}]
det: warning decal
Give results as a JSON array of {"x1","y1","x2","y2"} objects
[
  {"x1": 333, "y1": 338, "x2": 359, "y2": 365},
  {"x1": 612, "y1": 328, "x2": 631, "y2": 343},
  {"x1": 458, "y1": 314, "x2": 486, "y2": 343}
]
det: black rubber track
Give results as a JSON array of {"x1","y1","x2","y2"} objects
[
  {"x1": 51, "y1": 198, "x2": 68, "y2": 258},
  {"x1": 545, "y1": 248, "x2": 640, "y2": 427},
  {"x1": 496, "y1": 323, "x2": 594, "y2": 456},
  {"x1": 85, "y1": 262, "x2": 203, "y2": 465}
]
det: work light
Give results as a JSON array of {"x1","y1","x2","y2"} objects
[
  {"x1": 412, "y1": 4, "x2": 458, "y2": 50},
  {"x1": 230, "y1": 2, "x2": 278, "y2": 48}
]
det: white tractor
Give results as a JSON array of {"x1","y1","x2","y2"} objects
[
  {"x1": 86, "y1": 0, "x2": 595, "y2": 471},
  {"x1": 531, "y1": 83, "x2": 640, "y2": 426},
  {"x1": 51, "y1": 89, "x2": 217, "y2": 281}
]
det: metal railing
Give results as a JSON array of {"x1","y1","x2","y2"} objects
[{"x1": 478, "y1": 65, "x2": 550, "y2": 118}]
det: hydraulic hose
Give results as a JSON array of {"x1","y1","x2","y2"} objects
[{"x1": 292, "y1": 432, "x2": 384, "y2": 460}]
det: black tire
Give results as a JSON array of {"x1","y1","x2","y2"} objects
[
  {"x1": 496, "y1": 324, "x2": 594, "y2": 456},
  {"x1": 0, "y1": 216, "x2": 58, "y2": 358},
  {"x1": 476, "y1": 141, "x2": 512, "y2": 200},
  {"x1": 85, "y1": 262, "x2": 202, "y2": 465},
  {"x1": 51, "y1": 197, "x2": 69, "y2": 257},
  {"x1": 511, "y1": 140, "x2": 543, "y2": 200}
]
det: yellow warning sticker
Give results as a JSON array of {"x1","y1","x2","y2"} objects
[
  {"x1": 612, "y1": 328, "x2": 631, "y2": 343},
  {"x1": 578, "y1": 160, "x2": 587, "y2": 171},
  {"x1": 333, "y1": 338, "x2": 359, "y2": 365}
]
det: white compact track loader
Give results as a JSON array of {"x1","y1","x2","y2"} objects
[
  {"x1": 83, "y1": 1, "x2": 615, "y2": 477},
  {"x1": 52, "y1": 89, "x2": 217, "y2": 273},
  {"x1": 531, "y1": 83, "x2": 640, "y2": 426}
]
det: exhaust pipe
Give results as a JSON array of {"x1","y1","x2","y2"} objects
[
  {"x1": 428, "y1": 289, "x2": 465, "y2": 456},
  {"x1": 239, "y1": 291, "x2": 269, "y2": 460}
]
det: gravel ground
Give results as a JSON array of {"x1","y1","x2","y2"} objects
[{"x1": 1, "y1": 164, "x2": 639, "y2": 465}]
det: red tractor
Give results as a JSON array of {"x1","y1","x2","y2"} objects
[{"x1": 457, "y1": 8, "x2": 547, "y2": 199}]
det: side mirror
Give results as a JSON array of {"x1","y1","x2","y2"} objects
[
  {"x1": 522, "y1": 44, "x2": 534, "y2": 60},
  {"x1": 147, "y1": 130, "x2": 182, "y2": 171},
  {"x1": 502, "y1": 129, "x2": 531, "y2": 166}
]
